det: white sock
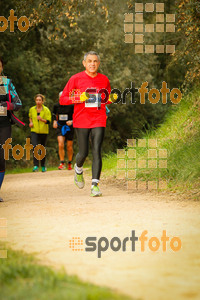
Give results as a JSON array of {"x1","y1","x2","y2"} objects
[
  {"x1": 91, "y1": 179, "x2": 99, "y2": 188},
  {"x1": 75, "y1": 164, "x2": 83, "y2": 174}
]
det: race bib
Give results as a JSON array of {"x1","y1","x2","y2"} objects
[
  {"x1": 85, "y1": 94, "x2": 101, "y2": 108},
  {"x1": 0, "y1": 105, "x2": 7, "y2": 116},
  {"x1": 59, "y1": 114, "x2": 68, "y2": 121}
]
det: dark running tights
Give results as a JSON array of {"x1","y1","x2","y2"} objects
[
  {"x1": 76, "y1": 127, "x2": 105, "y2": 180},
  {"x1": 0, "y1": 126, "x2": 11, "y2": 172},
  {"x1": 31, "y1": 132, "x2": 47, "y2": 167}
]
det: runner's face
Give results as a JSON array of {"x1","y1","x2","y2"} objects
[
  {"x1": 35, "y1": 96, "x2": 43, "y2": 107},
  {"x1": 0, "y1": 61, "x2": 3, "y2": 75},
  {"x1": 83, "y1": 55, "x2": 100, "y2": 75}
]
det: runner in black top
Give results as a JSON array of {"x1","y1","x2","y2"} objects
[{"x1": 53, "y1": 93, "x2": 74, "y2": 170}]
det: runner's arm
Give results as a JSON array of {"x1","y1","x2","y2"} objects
[
  {"x1": 100, "y1": 79, "x2": 113, "y2": 105},
  {"x1": 60, "y1": 76, "x2": 78, "y2": 105},
  {"x1": 44, "y1": 108, "x2": 51, "y2": 124},
  {"x1": 106, "y1": 80, "x2": 118, "y2": 104},
  {"x1": 1, "y1": 80, "x2": 22, "y2": 111},
  {"x1": 9, "y1": 80, "x2": 22, "y2": 111},
  {"x1": 29, "y1": 117, "x2": 33, "y2": 128}
]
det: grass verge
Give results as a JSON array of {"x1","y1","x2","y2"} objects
[
  {"x1": 6, "y1": 166, "x2": 58, "y2": 174},
  {"x1": 0, "y1": 243, "x2": 131, "y2": 300},
  {"x1": 101, "y1": 87, "x2": 200, "y2": 199}
]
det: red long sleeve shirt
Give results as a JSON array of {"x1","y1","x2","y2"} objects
[{"x1": 60, "y1": 71, "x2": 111, "y2": 128}]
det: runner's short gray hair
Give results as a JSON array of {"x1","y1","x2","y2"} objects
[{"x1": 84, "y1": 51, "x2": 100, "y2": 61}]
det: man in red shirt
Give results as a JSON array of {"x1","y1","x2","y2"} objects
[{"x1": 60, "y1": 51, "x2": 112, "y2": 197}]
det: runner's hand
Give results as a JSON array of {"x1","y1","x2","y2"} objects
[
  {"x1": 53, "y1": 120, "x2": 58, "y2": 129},
  {"x1": 109, "y1": 93, "x2": 118, "y2": 103},
  {"x1": 66, "y1": 120, "x2": 73, "y2": 126},
  {"x1": 80, "y1": 92, "x2": 90, "y2": 102},
  {"x1": 1, "y1": 101, "x2": 14, "y2": 110}
]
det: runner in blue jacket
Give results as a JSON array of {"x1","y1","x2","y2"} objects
[{"x1": 0, "y1": 58, "x2": 23, "y2": 202}]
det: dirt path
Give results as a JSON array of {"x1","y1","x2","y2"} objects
[{"x1": 1, "y1": 170, "x2": 200, "y2": 300}]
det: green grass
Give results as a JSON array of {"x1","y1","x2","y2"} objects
[
  {"x1": 145, "y1": 88, "x2": 200, "y2": 195},
  {"x1": 5, "y1": 166, "x2": 59, "y2": 174},
  {"x1": 0, "y1": 244, "x2": 131, "y2": 300},
  {"x1": 101, "y1": 87, "x2": 200, "y2": 197},
  {"x1": 102, "y1": 153, "x2": 117, "y2": 177}
]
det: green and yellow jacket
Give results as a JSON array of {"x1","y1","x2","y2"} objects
[{"x1": 29, "y1": 105, "x2": 51, "y2": 134}]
